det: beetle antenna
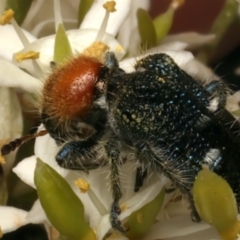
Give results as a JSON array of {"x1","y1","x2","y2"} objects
[{"x1": 1, "y1": 130, "x2": 48, "y2": 156}]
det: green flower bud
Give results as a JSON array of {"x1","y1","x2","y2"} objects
[
  {"x1": 126, "y1": 188, "x2": 165, "y2": 239},
  {"x1": 34, "y1": 159, "x2": 96, "y2": 240},
  {"x1": 193, "y1": 168, "x2": 240, "y2": 240}
]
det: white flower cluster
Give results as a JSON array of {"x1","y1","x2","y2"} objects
[{"x1": 0, "y1": 0, "x2": 239, "y2": 239}]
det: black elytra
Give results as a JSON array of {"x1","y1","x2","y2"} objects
[{"x1": 2, "y1": 52, "x2": 240, "y2": 234}]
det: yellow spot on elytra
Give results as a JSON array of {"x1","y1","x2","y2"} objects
[
  {"x1": 170, "y1": 0, "x2": 185, "y2": 9},
  {"x1": 74, "y1": 178, "x2": 90, "y2": 193},
  {"x1": 83, "y1": 41, "x2": 109, "y2": 62},
  {"x1": 136, "y1": 213, "x2": 143, "y2": 223},
  {"x1": 136, "y1": 118, "x2": 142, "y2": 123},
  {"x1": 16, "y1": 51, "x2": 40, "y2": 62},
  {"x1": 0, "y1": 9, "x2": 14, "y2": 25},
  {"x1": 103, "y1": 1, "x2": 116, "y2": 12},
  {"x1": 158, "y1": 77, "x2": 165, "y2": 83}
]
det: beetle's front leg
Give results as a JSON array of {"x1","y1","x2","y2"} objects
[
  {"x1": 56, "y1": 137, "x2": 106, "y2": 170},
  {"x1": 104, "y1": 141, "x2": 127, "y2": 233},
  {"x1": 134, "y1": 167, "x2": 148, "y2": 192}
]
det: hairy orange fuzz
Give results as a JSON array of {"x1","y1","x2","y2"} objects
[{"x1": 42, "y1": 55, "x2": 103, "y2": 121}]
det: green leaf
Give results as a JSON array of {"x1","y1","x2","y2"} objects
[
  {"x1": 34, "y1": 159, "x2": 96, "y2": 240},
  {"x1": 210, "y1": 0, "x2": 239, "y2": 49},
  {"x1": 78, "y1": 0, "x2": 94, "y2": 27},
  {"x1": 54, "y1": 24, "x2": 73, "y2": 63},
  {"x1": 193, "y1": 168, "x2": 240, "y2": 239},
  {"x1": 125, "y1": 188, "x2": 165, "y2": 239},
  {"x1": 5, "y1": 0, "x2": 33, "y2": 25},
  {"x1": 137, "y1": 8, "x2": 157, "y2": 50},
  {"x1": 153, "y1": 7, "x2": 174, "y2": 43}
]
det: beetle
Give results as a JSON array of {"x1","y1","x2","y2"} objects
[{"x1": 2, "y1": 52, "x2": 240, "y2": 233}]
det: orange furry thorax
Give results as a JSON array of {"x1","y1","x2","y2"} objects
[{"x1": 41, "y1": 55, "x2": 103, "y2": 122}]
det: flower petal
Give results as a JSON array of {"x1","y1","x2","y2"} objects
[
  {"x1": 14, "y1": 29, "x2": 125, "y2": 76},
  {"x1": 117, "y1": 0, "x2": 150, "y2": 53},
  {"x1": 64, "y1": 172, "x2": 102, "y2": 230},
  {"x1": 226, "y1": 91, "x2": 240, "y2": 113},
  {"x1": 13, "y1": 155, "x2": 37, "y2": 188},
  {"x1": 80, "y1": 0, "x2": 131, "y2": 36},
  {"x1": 0, "y1": 206, "x2": 29, "y2": 233},
  {"x1": 180, "y1": 58, "x2": 216, "y2": 84},
  {"x1": 120, "y1": 176, "x2": 168, "y2": 221},
  {"x1": 21, "y1": 0, "x2": 78, "y2": 37},
  {"x1": 34, "y1": 125, "x2": 68, "y2": 178},
  {"x1": 162, "y1": 33, "x2": 215, "y2": 51},
  {"x1": 162, "y1": 227, "x2": 219, "y2": 240},
  {"x1": 96, "y1": 214, "x2": 112, "y2": 240},
  {"x1": 143, "y1": 215, "x2": 212, "y2": 239},
  {"x1": 0, "y1": 87, "x2": 23, "y2": 174},
  {"x1": 0, "y1": 57, "x2": 41, "y2": 93},
  {"x1": 26, "y1": 199, "x2": 47, "y2": 224},
  {"x1": 0, "y1": 25, "x2": 36, "y2": 61},
  {"x1": 119, "y1": 50, "x2": 194, "y2": 73}
]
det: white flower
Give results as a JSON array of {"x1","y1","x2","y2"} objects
[
  {"x1": 0, "y1": 206, "x2": 29, "y2": 234},
  {"x1": 13, "y1": 129, "x2": 168, "y2": 239},
  {"x1": 11, "y1": 47, "x2": 229, "y2": 240},
  {"x1": 22, "y1": 0, "x2": 78, "y2": 37},
  {"x1": 0, "y1": 23, "x2": 37, "y2": 175},
  {"x1": 0, "y1": 0, "x2": 240, "y2": 239}
]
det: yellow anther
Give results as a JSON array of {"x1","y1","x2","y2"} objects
[
  {"x1": 120, "y1": 203, "x2": 128, "y2": 212},
  {"x1": 74, "y1": 178, "x2": 90, "y2": 193},
  {"x1": 115, "y1": 45, "x2": 124, "y2": 52},
  {"x1": 158, "y1": 77, "x2": 165, "y2": 83},
  {"x1": 83, "y1": 41, "x2": 109, "y2": 61},
  {"x1": 15, "y1": 51, "x2": 40, "y2": 62},
  {"x1": 170, "y1": 0, "x2": 185, "y2": 9},
  {"x1": 0, "y1": 9, "x2": 14, "y2": 25},
  {"x1": 103, "y1": 1, "x2": 116, "y2": 12}
]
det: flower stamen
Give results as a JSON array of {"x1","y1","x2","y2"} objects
[
  {"x1": 15, "y1": 51, "x2": 40, "y2": 62},
  {"x1": 95, "y1": 1, "x2": 116, "y2": 41},
  {"x1": 103, "y1": 1, "x2": 117, "y2": 12},
  {"x1": 83, "y1": 41, "x2": 109, "y2": 61},
  {"x1": 53, "y1": 0, "x2": 63, "y2": 32},
  {"x1": 74, "y1": 178, "x2": 90, "y2": 193},
  {"x1": 120, "y1": 203, "x2": 128, "y2": 212},
  {"x1": 0, "y1": 9, "x2": 14, "y2": 25},
  {"x1": 75, "y1": 177, "x2": 108, "y2": 215},
  {"x1": 1, "y1": 9, "x2": 43, "y2": 77}
]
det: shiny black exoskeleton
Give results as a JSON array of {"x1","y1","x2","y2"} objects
[
  {"x1": 49, "y1": 52, "x2": 240, "y2": 232},
  {"x1": 2, "y1": 52, "x2": 240, "y2": 233},
  {"x1": 104, "y1": 53, "x2": 240, "y2": 231}
]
